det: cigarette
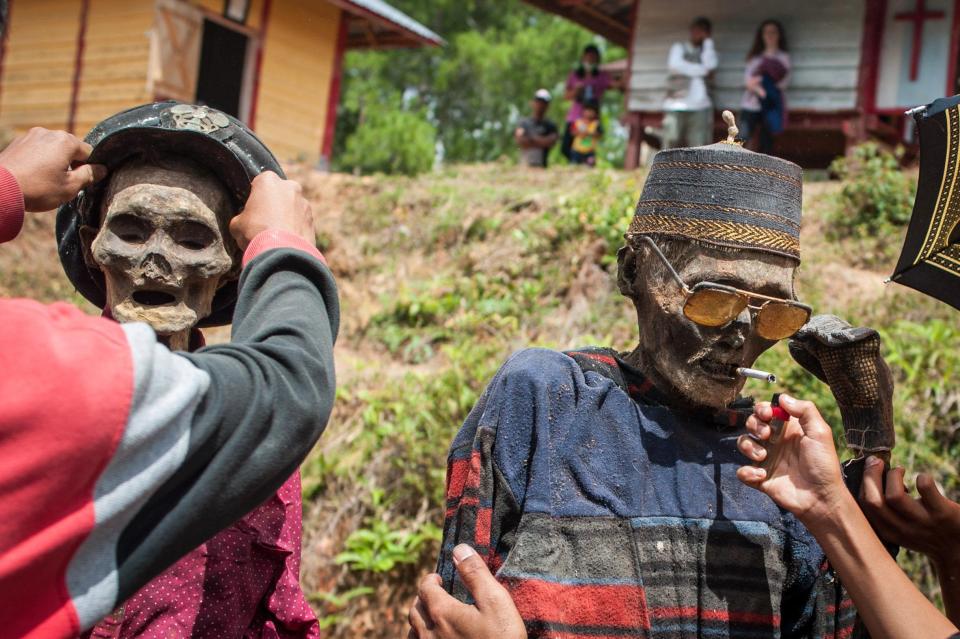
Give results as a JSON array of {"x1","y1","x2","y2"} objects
[{"x1": 736, "y1": 367, "x2": 777, "y2": 383}]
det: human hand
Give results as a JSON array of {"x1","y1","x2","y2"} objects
[
  {"x1": 861, "y1": 459, "x2": 960, "y2": 565},
  {"x1": 229, "y1": 171, "x2": 315, "y2": 251},
  {"x1": 737, "y1": 394, "x2": 849, "y2": 525},
  {"x1": 0, "y1": 127, "x2": 107, "y2": 211},
  {"x1": 407, "y1": 544, "x2": 526, "y2": 639}
]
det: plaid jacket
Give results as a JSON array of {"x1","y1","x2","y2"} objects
[{"x1": 438, "y1": 347, "x2": 859, "y2": 638}]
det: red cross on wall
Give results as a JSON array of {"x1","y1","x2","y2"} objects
[{"x1": 895, "y1": 0, "x2": 945, "y2": 81}]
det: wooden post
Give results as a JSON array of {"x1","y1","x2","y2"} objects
[
  {"x1": 247, "y1": 0, "x2": 273, "y2": 131},
  {"x1": 67, "y1": 0, "x2": 90, "y2": 134},
  {"x1": 320, "y1": 8, "x2": 349, "y2": 170},
  {"x1": 625, "y1": 112, "x2": 642, "y2": 170}
]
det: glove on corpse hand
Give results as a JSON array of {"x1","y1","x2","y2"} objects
[{"x1": 788, "y1": 314, "x2": 895, "y2": 460}]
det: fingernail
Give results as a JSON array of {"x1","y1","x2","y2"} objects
[
  {"x1": 453, "y1": 544, "x2": 475, "y2": 564},
  {"x1": 865, "y1": 455, "x2": 881, "y2": 467},
  {"x1": 779, "y1": 394, "x2": 795, "y2": 406}
]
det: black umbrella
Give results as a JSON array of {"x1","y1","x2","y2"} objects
[{"x1": 890, "y1": 95, "x2": 960, "y2": 310}]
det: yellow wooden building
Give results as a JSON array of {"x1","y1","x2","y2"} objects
[{"x1": 0, "y1": 0, "x2": 440, "y2": 165}]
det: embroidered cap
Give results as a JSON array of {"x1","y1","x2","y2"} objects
[{"x1": 628, "y1": 115, "x2": 802, "y2": 262}]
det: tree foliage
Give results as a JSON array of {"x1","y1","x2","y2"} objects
[
  {"x1": 339, "y1": 107, "x2": 436, "y2": 176},
  {"x1": 332, "y1": 0, "x2": 626, "y2": 173}
]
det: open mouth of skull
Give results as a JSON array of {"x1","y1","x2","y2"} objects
[
  {"x1": 698, "y1": 357, "x2": 741, "y2": 380},
  {"x1": 130, "y1": 287, "x2": 179, "y2": 307}
]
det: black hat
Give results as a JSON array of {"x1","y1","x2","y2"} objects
[
  {"x1": 627, "y1": 112, "x2": 802, "y2": 262},
  {"x1": 56, "y1": 101, "x2": 284, "y2": 327}
]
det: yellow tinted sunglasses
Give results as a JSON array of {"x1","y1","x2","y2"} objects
[{"x1": 631, "y1": 235, "x2": 812, "y2": 341}]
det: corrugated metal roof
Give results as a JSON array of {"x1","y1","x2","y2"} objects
[
  {"x1": 520, "y1": 0, "x2": 634, "y2": 47},
  {"x1": 342, "y1": 0, "x2": 444, "y2": 46}
]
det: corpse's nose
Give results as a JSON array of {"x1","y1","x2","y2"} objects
[
  {"x1": 140, "y1": 252, "x2": 173, "y2": 280},
  {"x1": 719, "y1": 306, "x2": 751, "y2": 349}
]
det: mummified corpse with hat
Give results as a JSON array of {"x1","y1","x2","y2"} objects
[
  {"x1": 437, "y1": 124, "x2": 868, "y2": 638},
  {"x1": 59, "y1": 103, "x2": 320, "y2": 638}
]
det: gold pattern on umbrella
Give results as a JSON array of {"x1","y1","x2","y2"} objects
[{"x1": 891, "y1": 96, "x2": 960, "y2": 309}]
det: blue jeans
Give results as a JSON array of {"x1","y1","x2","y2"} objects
[
  {"x1": 570, "y1": 150, "x2": 596, "y2": 166},
  {"x1": 739, "y1": 109, "x2": 775, "y2": 154}
]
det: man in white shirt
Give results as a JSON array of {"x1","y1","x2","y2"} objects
[{"x1": 662, "y1": 16, "x2": 717, "y2": 149}]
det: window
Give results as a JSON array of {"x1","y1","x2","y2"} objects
[{"x1": 224, "y1": 0, "x2": 250, "y2": 24}]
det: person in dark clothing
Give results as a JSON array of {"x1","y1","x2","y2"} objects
[{"x1": 515, "y1": 89, "x2": 559, "y2": 168}]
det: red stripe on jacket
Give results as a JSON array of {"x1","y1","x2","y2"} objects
[
  {"x1": 0, "y1": 301, "x2": 134, "y2": 638},
  {"x1": 502, "y1": 578, "x2": 651, "y2": 631},
  {"x1": 446, "y1": 458, "x2": 470, "y2": 500},
  {"x1": 0, "y1": 166, "x2": 24, "y2": 243}
]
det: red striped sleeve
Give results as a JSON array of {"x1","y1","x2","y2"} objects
[
  {"x1": 0, "y1": 166, "x2": 25, "y2": 244},
  {"x1": 242, "y1": 229, "x2": 326, "y2": 266},
  {"x1": 0, "y1": 300, "x2": 133, "y2": 638}
]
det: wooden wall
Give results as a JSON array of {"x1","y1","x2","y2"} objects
[
  {"x1": 627, "y1": 0, "x2": 867, "y2": 113},
  {"x1": 0, "y1": 0, "x2": 342, "y2": 164},
  {"x1": 0, "y1": 0, "x2": 153, "y2": 135},
  {"x1": 0, "y1": 0, "x2": 85, "y2": 131},
  {"x1": 73, "y1": 0, "x2": 154, "y2": 135},
  {"x1": 256, "y1": 0, "x2": 341, "y2": 164}
]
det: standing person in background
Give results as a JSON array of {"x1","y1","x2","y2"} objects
[
  {"x1": 662, "y1": 17, "x2": 717, "y2": 149},
  {"x1": 562, "y1": 44, "x2": 612, "y2": 160},
  {"x1": 515, "y1": 89, "x2": 559, "y2": 168},
  {"x1": 740, "y1": 20, "x2": 791, "y2": 154},
  {"x1": 569, "y1": 99, "x2": 603, "y2": 166}
]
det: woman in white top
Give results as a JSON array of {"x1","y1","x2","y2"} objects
[{"x1": 739, "y1": 20, "x2": 790, "y2": 154}]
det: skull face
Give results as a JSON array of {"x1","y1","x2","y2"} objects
[
  {"x1": 618, "y1": 239, "x2": 797, "y2": 411},
  {"x1": 83, "y1": 156, "x2": 238, "y2": 348}
]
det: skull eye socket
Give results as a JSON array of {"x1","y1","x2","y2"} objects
[
  {"x1": 171, "y1": 221, "x2": 217, "y2": 251},
  {"x1": 108, "y1": 213, "x2": 153, "y2": 244}
]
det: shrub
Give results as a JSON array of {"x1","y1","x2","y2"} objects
[
  {"x1": 339, "y1": 107, "x2": 436, "y2": 176},
  {"x1": 827, "y1": 142, "x2": 915, "y2": 238}
]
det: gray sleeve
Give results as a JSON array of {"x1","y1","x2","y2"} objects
[{"x1": 112, "y1": 247, "x2": 339, "y2": 603}]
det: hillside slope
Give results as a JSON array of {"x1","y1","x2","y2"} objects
[{"x1": 4, "y1": 164, "x2": 958, "y2": 636}]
